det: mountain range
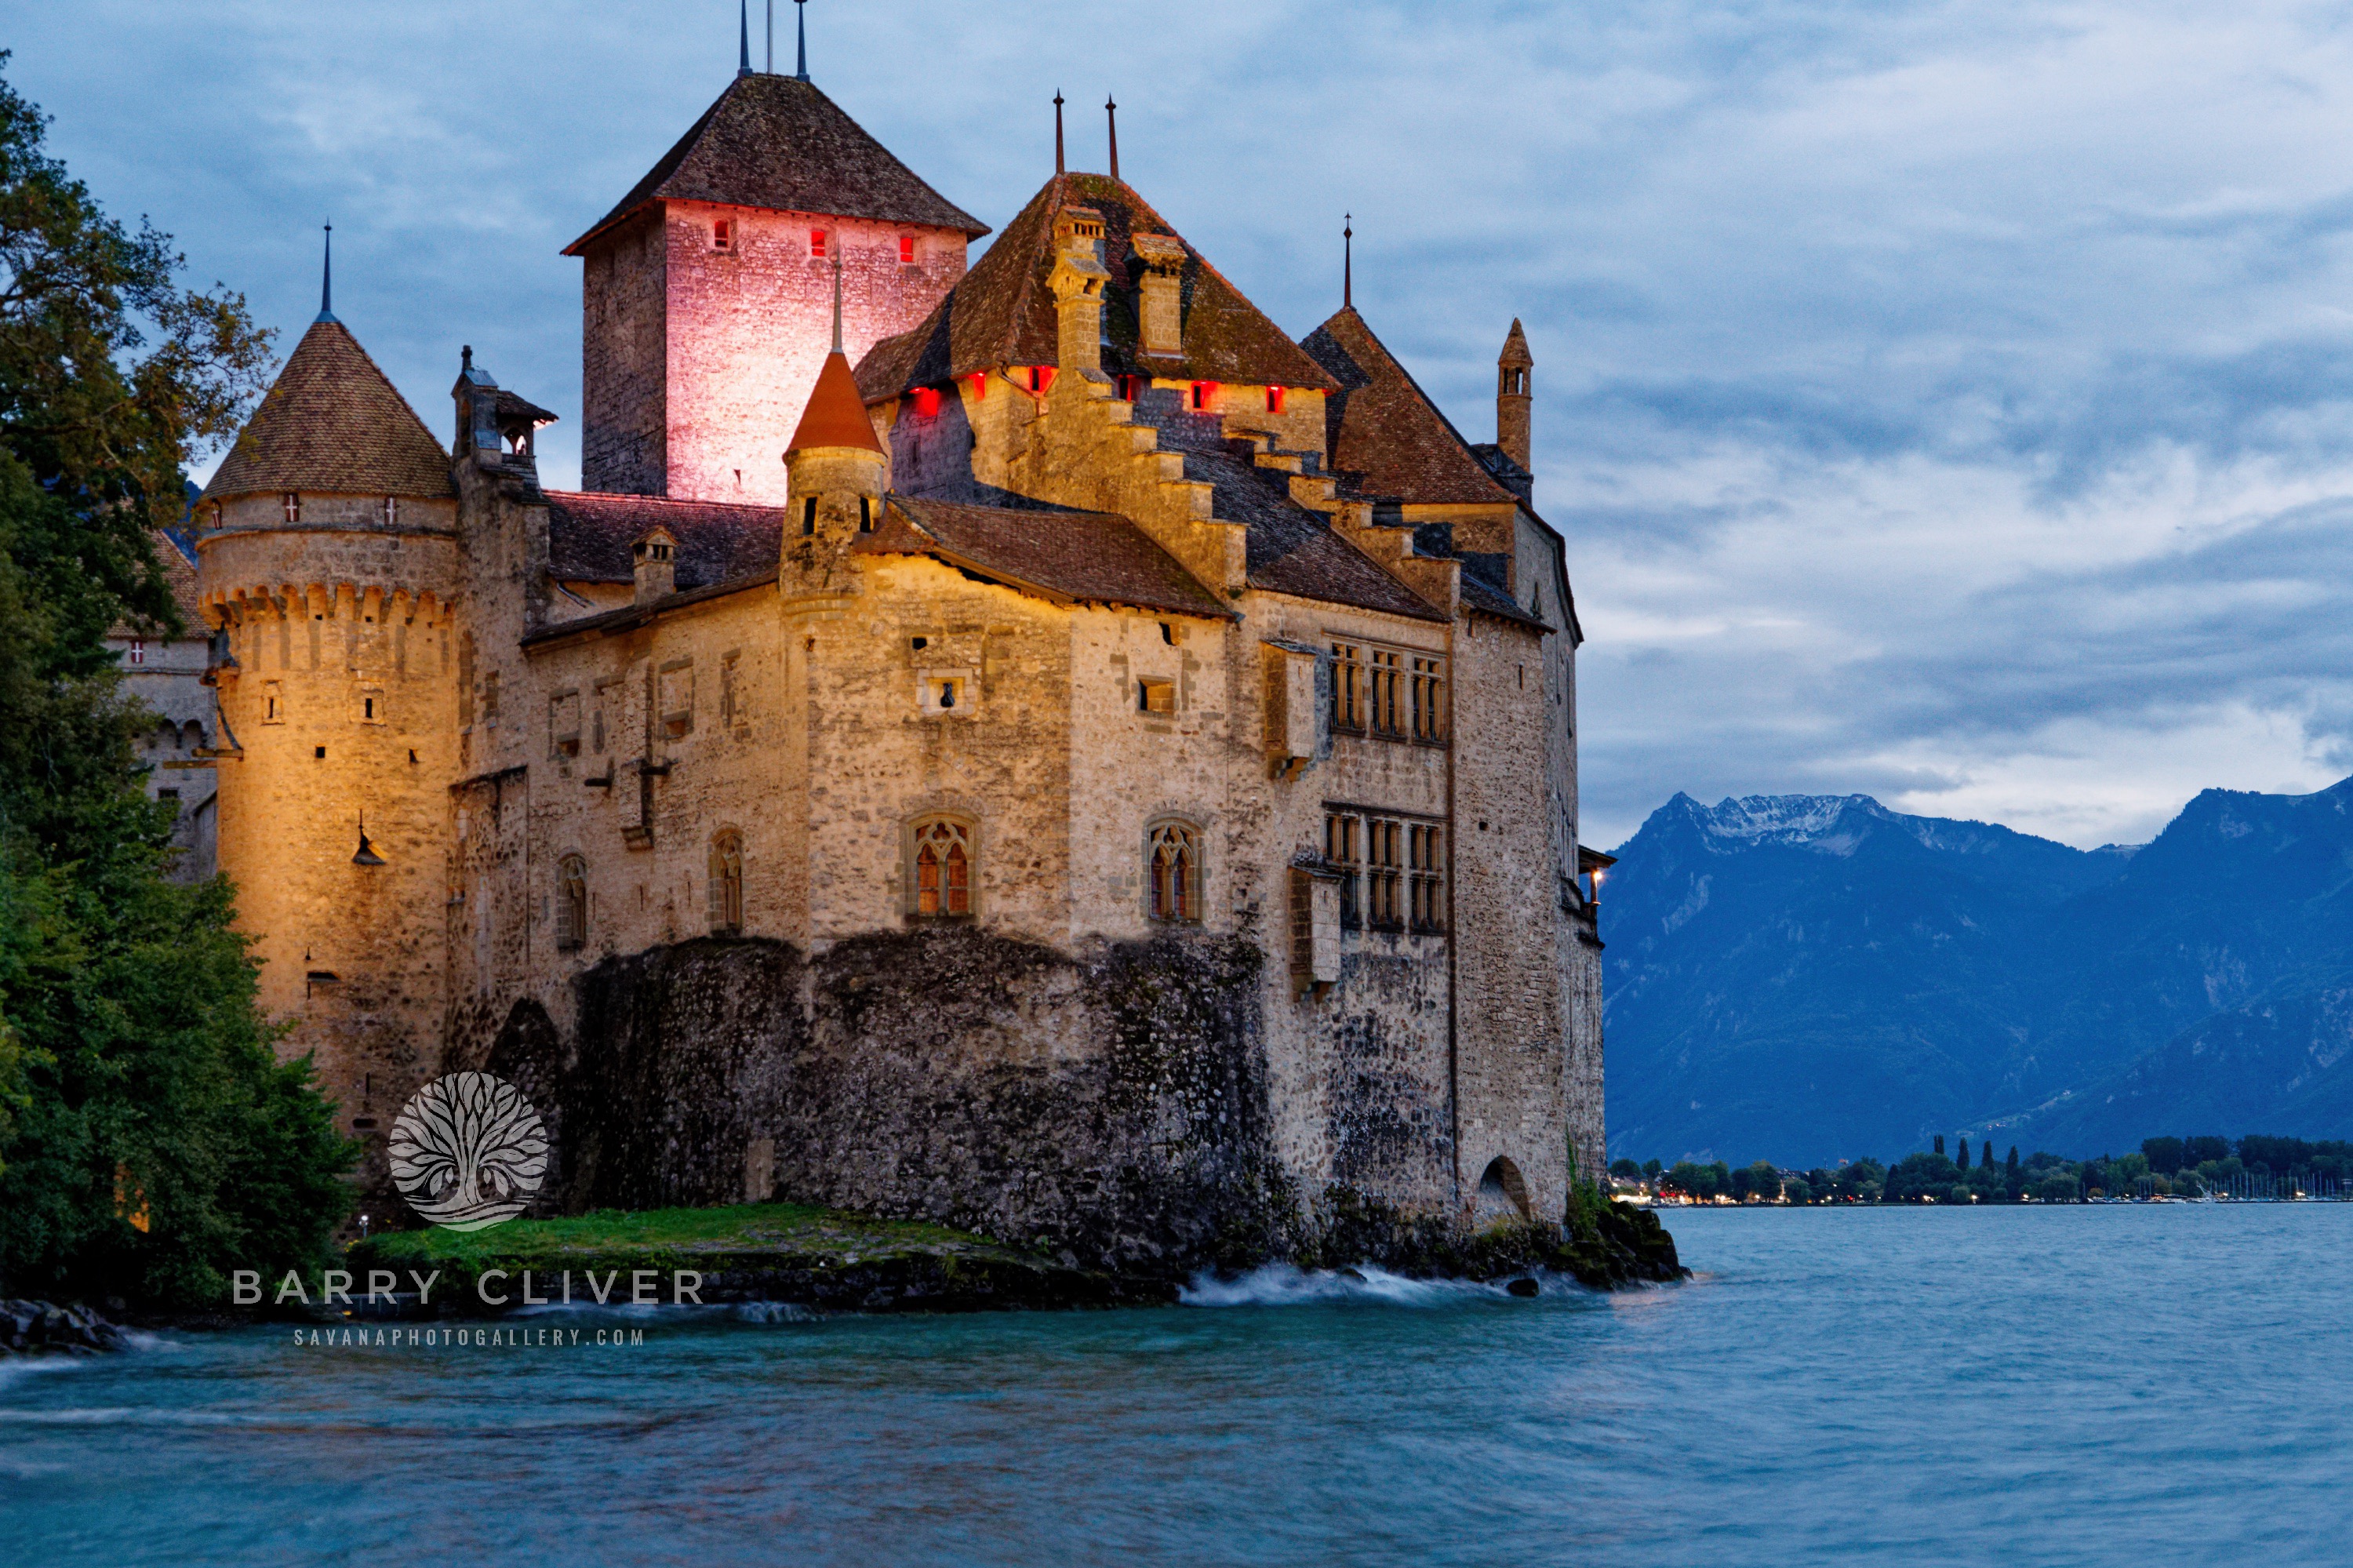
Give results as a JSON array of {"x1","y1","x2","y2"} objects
[{"x1": 1599, "y1": 778, "x2": 2353, "y2": 1166}]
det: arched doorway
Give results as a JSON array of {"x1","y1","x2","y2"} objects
[{"x1": 1475, "y1": 1156, "x2": 1533, "y2": 1225}]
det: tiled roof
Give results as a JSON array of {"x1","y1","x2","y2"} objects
[
  {"x1": 1297, "y1": 307, "x2": 1515, "y2": 508},
  {"x1": 202, "y1": 319, "x2": 455, "y2": 502},
  {"x1": 1457, "y1": 567, "x2": 1550, "y2": 631},
  {"x1": 858, "y1": 495, "x2": 1232, "y2": 620},
  {"x1": 522, "y1": 568, "x2": 779, "y2": 649},
  {"x1": 565, "y1": 75, "x2": 988, "y2": 255},
  {"x1": 788, "y1": 351, "x2": 884, "y2": 453},
  {"x1": 544, "y1": 491, "x2": 785, "y2": 588},
  {"x1": 856, "y1": 173, "x2": 1341, "y2": 401},
  {"x1": 111, "y1": 529, "x2": 205, "y2": 638},
  {"x1": 1117, "y1": 395, "x2": 1448, "y2": 624}
]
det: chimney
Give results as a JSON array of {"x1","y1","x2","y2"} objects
[
  {"x1": 1497, "y1": 318, "x2": 1533, "y2": 473},
  {"x1": 632, "y1": 527, "x2": 678, "y2": 602},
  {"x1": 1131, "y1": 233, "x2": 1186, "y2": 360},
  {"x1": 1048, "y1": 206, "x2": 1111, "y2": 378},
  {"x1": 452, "y1": 346, "x2": 503, "y2": 467}
]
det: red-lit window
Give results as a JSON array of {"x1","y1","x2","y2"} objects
[
  {"x1": 899, "y1": 235, "x2": 916, "y2": 264},
  {"x1": 1266, "y1": 386, "x2": 1286, "y2": 415},
  {"x1": 809, "y1": 229, "x2": 827, "y2": 259},
  {"x1": 1119, "y1": 374, "x2": 1144, "y2": 402},
  {"x1": 1024, "y1": 366, "x2": 1056, "y2": 395},
  {"x1": 913, "y1": 386, "x2": 941, "y2": 419},
  {"x1": 712, "y1": 219, "x2": 733, "y2": 252},
  {"x1": 969, "y1": 373, "x2": 988, "y2": 401}
]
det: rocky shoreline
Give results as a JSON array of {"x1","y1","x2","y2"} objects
[{"x1": 1, "y1": 1299, "x2": 129, "y2": 1355}]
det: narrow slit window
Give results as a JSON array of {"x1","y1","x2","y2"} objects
[
  {"x1": 802, "y1": 497, "x2": 818, "y2": 537},
  {"x1": 809, "y1": 228, "x2": 827, "y2": 259},
  {"x1": 899, "y1": 235, "x2": 916, "y2": 264},
  {"x1": 712, "y1": 219, "x2": 733, "y2": 252}
]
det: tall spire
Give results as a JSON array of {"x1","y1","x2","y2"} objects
[
  {"x1": 1343, "y1": 214, "x2": 1352, "y2": 310},
  {"x1": 1054, "y1": 91, "x2": 1066, "y2": 177},
  {"x1": 830, "y1": 251, "x2": 843, "y2": 353},
  {"x1": 737, "y1": 0, "x2": 751, "y2": 76},
  {"x1": 795, "y1": 0, "x2": 809, "y2": 80},
  {"x1": 317, "y1": 224, "x2": 336, "y2": 323},
  {"x1": 1106, "y1": 95, "x2": 1119, "y2": 182}
]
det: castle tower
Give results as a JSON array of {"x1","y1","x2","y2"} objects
[
  {"x1": 782, "y1": 301, "x2": 887, "y2": 550},
  {"x1": 566, "y1": 72, "x2": 988, "y2": 506},
  {"x1": 1497, "y1": 318, "x2": 1533, "y2": 472},
  {"x1": 195, "y1": 304, "x2": 461, "y2": 1164}
]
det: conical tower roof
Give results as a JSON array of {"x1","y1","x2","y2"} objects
[
  {"x1": 202, "y1": 318, "x2": 453, "y2": 502},
  {"x1": 787, "y1": 351, "x2": 883, "y2": 454},
  {"x1": 1500, "y1": 318, "x2": 1532, "y2": 367},
  {"x1": 565, "y1": 74, "x2": 988, "y2": 256}
]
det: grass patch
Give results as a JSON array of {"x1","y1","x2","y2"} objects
[{"x1": 354, "y1": 1202, "x2": 1028, "y2": 1269}]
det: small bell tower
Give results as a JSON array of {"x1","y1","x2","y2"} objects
[
  {"x1": 1497, "y1": 318, "x2": 1533, "y2": 473},
  {"x1": 783, "y1": 256, "x2": 887, "y2": 555}
]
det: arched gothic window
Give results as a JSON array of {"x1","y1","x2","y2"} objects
[
  {"x1": 910, "y1": 817, "x2": 973, "y2": 917},
  {"x1": 1147, "y1": 819, "x2": 1202, "y2": 923},
  {"x1": 708, "y1": 831, "x2": 744, "y2": 935},
  {"x1": 557, "y1": 856, "x2": 588, "y2": 951}
]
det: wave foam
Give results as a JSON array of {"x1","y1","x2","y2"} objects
[{"x1": 1179, "y1": 1263, "x2": 1537, "y2": 1308}]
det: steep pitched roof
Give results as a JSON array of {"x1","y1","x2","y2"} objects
[
  {"x1": 788, "y1": 351, "x2": 883, "y2": 453},
  {"x1": 202, "y1": 319, "x2": 455, "y2": 502},
  {"x1": 857, "y1": 173, "x2": 1341, "y2": 400},
  {"x1": 1297, "y1": 307, "x2": 1515, "y2": 508},
  {"x1": 858, "y1": 496, "x2": 1232, "y2": 620},
  {"x1": 544, "y1": 491, "x2": 785, "y2": 588},
  {"x1": 566, "y1": 75, "x2": 987, "y2": 255}
]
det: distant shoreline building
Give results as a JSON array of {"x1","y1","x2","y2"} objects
[{"x1": 191, "y1": 67, "x2": 1607, "y2": 1263}]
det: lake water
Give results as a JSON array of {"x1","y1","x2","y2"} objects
[{"x1": 4, "y1": 1205, "x2": 2347, "y2": 1566}]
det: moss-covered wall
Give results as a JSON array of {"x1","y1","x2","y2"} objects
[{"x1": 484, "y1": 926, "x2": 1315, "y2": 1276}]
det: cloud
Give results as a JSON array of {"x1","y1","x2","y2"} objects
[{"x1": 13, "y1": 1, "x2": 2353, "y2": 848}]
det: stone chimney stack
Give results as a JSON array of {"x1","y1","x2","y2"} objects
[
  {"x1": 632, "y1": 527, "x2": 678, "y2": 602},
  {"x1": 1131, "y1": 232, "x2": 1187, "y2": 361},
  {"x1": 1049, "y1": 206, "x2": 1111, "y2": 378},
  {"x1": 1497, "y1": 318, "x2": 1533, "y2": 473}
]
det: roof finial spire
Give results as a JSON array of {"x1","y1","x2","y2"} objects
[
  {"x1": 737, "y1": 0, "x2": 751, "y2": 76},
  {"x1": 1343, "y1": 214, "x2": 1352, "y2": 310},
  {"x1": 795, "y1": 0, "x2": 809, "y2": 81},
  {"x1": 316, "y1": 223, "x2": 336, "y2": 323},
  {"x1": 1054, "y1": 91, "x2": 1066, "y2": 177},
  {"x1": 1106, "y1": 95, "x2": 1119, "y2": 182},
  {"x1": 766, "y1": 0, "x2": 773, "y2": 73},
  {"x1": 830, "y1": 250, "x2": 843, "y2": 354}
]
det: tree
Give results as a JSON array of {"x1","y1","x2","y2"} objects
[
  {"x1": 1609, "y1": 1158, "x2": 1642, "y2": 1181},
  {"x1": 2006, "y1": 1145, "x2": 2020, "y2": 1175},
  {"x1": 1980, "y1": 1141, "x2": 1995, "y2": 1170},
  {"x1": 1642, "y1": 1159, "x2": 1662, "y2": 1180},
  {"x1": 1956, "y1": 1137, "x2": 1969, "y2": 1170},
  {"x1": 1934, "y1": 1135, "x2": 1944, "y2": 1155},
  {"x1": 0, "y1": 60, "x2": 348, "y2": 1307}
]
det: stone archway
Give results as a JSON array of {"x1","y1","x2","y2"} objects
[{"x1": 1475, "y1": 1156, "x2": 1533, "y2": 1225}]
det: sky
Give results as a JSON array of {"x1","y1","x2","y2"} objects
[{"x1": 13, "y1": 0, "x2": 2353, "y2": 848}]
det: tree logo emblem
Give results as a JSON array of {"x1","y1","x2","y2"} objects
[{"x1": 387, "y1": 1071, "x2": 549, "y2": 1231}]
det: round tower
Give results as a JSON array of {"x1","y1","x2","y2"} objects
[
  {"x1": 1497, "y1": 318, "x2": 1533, "y2": 474},
  {"x1": 781, "y1": 297, "x2": 888, "y2": 548},
  {"x1": 195, "y1": 298, "x2": 461, "y2": 1169}
]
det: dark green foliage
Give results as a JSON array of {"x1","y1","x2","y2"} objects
[
  {"x1": 1609, "y1": 1157, "x2": 1642, "y2": 1179},
  {"x1": 0, "y1": 60, "x2": 350, "y2": 1307},
  {"x1": 2006, "y1": 1145, "x2": 2020, "y2": 1174},
  {"x1": 2142, "y1": 1137, "x2": 2184, "y2": 1175},
  {"x1": 1955, "y1": 1137, "x2": 1969, "y2": 1169},
  {"x1": 1980, "y1": 1141, "x2": 1995, "y2": 1170},
  {"x1": 1934, "y1": 1135, "x2": 1944, "y2": 1155}
]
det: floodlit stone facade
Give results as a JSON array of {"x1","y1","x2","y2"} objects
[{"x1": 194, "y1": 70, "x2": 1609, "y2": 1264}]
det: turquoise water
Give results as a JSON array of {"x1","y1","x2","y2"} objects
[{"x1": 4, "y1": 1206, "x2": 2347, "y2": 1566}]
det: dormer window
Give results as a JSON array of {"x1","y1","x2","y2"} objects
[
  {"x1": 1190, "y1": 383, "x2": 1217, "y2": 411},
  {"x1": 282, "y1": 492, "x2": 300, "y2": 523},
  {"x1": 712, "y1": 219, "x2": 734, "y2": 252},
  {"x1": 809, "y1": 229, "x2": 827, "y2": 259},
  {"x1": 1266, "y1": 386, "x2": 1286, "y2": 415},
  {"x1": 1119, "y1": 375, "x2": 1144, "y2": 402},
  {"x1": 899, "y1": 235, "x2": 916, "y2": 264}
]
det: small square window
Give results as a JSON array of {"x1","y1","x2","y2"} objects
[
  {"x1": 899, "y1": 235, "x2": 916, "y2": 264},
  {"x1": 712, "y1": 219, "x2": 734, "y2": 252},
  {"x1": 809, "y1": 229, "x2": 827, "y2": 259},
  {"x1": 1139, "y1": 678, "x2": 1176, "y2": 715},
  {"x1": 918, "y1": 669, "x2": 977, "y2": 717}
]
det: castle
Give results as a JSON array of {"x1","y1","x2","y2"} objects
[{"x1": 192, "y1": 64, "x2": 1609, "y2": 1267}]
